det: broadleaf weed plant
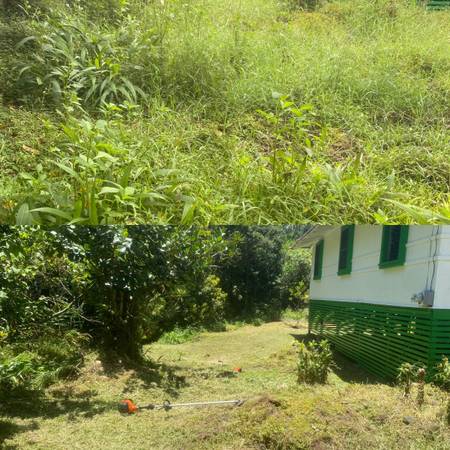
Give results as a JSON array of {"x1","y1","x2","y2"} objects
[
  {"x1": 14, "y1": 10, "x2": 148, "y2": 109},
  {"x1": 15, "y1": 105, "x2": 187, "y2": 225},
  {"x1": 257, "y1": 93, "x2": 325, "y2": 183},
  {"x1": 296, "y1": 339, "x2": 334, "y2": 384}
]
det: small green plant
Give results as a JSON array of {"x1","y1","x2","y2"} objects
[
  {"x1": 257, "y1": 94, "x2": 323, "y2": 183},
  {"x1": 417, "y1": 367, "x2": 426, "y2": 407},
  {"x1": 397, "y1": 362, "x2": 420, "y2": 397},
  {"x1": 296, "y1": 339, "x2": 333, "y2": 384},
  {"x1": 433, "y1": 353, "x2": 450, "y2": 425}
]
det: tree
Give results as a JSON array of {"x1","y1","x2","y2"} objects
[{"x1": 218, "y1": 227, "x2": 285, "y2": 318}]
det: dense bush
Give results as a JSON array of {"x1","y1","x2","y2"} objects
[
  {"x1": 0, "y1": 228, "x2": 88, "y2": 339},
  {"x1": 14, "y1": 113, "x2": 187, "y2": 225},
  {"x1": 219, "y1": 227, "x2": 285, "y2": 319},
  {"x1": 0, "y1": 331, "x2": 88, "y2": 393},
  {"x1": 278, "y1": 246, "x2": 311, "y2": 309},
  {"x1": 14, "y1": 12, "x2": 146, "y2": 108}
]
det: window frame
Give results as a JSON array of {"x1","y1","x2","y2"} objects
[
  {"x1": 379, "y1": 225, "x2": 409, "y2": 269},
  {"x1": 313, "y1": 239, "x2": 324, "y2": 280},
  {"x1": 337, "y1": 225, "x2": 355, "y2": 276}
]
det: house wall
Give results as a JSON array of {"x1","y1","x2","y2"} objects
[
  {"x1": 310, "y1": 225, "x2": 450, "y2": 309},
  {"x1": 435, "y1": 226, "x2": 450, "y2": 308}
]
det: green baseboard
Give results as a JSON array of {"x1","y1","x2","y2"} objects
[
  {"x1": 309, "y1": 299, "x2": 450, "y2": 380},
  {"x1": 427, "y1": 0, "x2": 450, "y2": 9}
]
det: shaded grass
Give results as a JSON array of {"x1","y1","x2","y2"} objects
[
  {"x1": 0, "y1": 0, "x2": 449, "y2": 223},
  {"x1": 2, "y1": 321, "x2": 450, "y2": 449}
]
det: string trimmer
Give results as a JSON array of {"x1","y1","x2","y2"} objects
[{"x1": 118, "y1": 398, "x2": 244, "y2": 414}]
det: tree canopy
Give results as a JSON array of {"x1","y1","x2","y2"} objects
[{"x1": 0, "y1": 226, "x2": 310, "y2": 392}]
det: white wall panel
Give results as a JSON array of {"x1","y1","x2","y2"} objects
[{"x1": 310, "y1": 226, "x2": 450, "y2": 309}]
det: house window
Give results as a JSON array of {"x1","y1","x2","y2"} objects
[
  {"x1": 379, "y1": 226, "x2": 409, "y2": 269},
  {"x1": 338, "y1": 225, "x2": 355, "y2": 276},
  {"x1": 313, "y1": 240, "x2": 324, "y2": 280}
]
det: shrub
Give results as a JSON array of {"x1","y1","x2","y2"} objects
[
  {"x1": 434, "y1": 357, "x2": 450, "y2": 392},
  {"x1": 278, "y1": 246, "x2": 311, "y2": 309},
  {"x1": 0, "y1": 351, "x2": 37, "y2": 391},
  {"x1": 296, "y1": 339, "x2": 333, "y2": 384},
  {"x1": 0, "y1": 228, "x2": 89, "y2": 338},
  {"x1": 196, "y1": 274, "x2": 228, "y2": 325},
  {"x1": 433, "y1": 357, "x2": 450, "y2": 423},
  {"x1": 397, "y1": 362, "x2": 423, "y2": 397},
  {"x1": 219, "y1": 227, "x2": 285, "y2": 318}
]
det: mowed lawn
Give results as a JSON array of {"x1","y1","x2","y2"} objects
[{"x1": 2, "y1": 321, "x2": 450, "y2": 449}]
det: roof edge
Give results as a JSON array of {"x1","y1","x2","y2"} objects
[{"x1": 294, "y1": 226, "x2": 338, "y2": 248}]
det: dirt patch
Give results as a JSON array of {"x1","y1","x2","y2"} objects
[
  {"x1": 242, "y1": 395, "x2": 283, "y2": 412},
  {"x1": 326, "y1": 130, "x2": 362, "y2": 163},
  {"x1": 311, "y1": 435, "x2": 334, "y2": 450}
]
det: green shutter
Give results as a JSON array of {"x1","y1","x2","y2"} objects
[
  {"x1": 313, "y1": 240, "x2": 324, "y2": 280},
  {"x1": 338, "y1": 225, "x2": 355, "y2": 276},
  {"x1": 379, "y1": 226, "x2": 409, "y2": 269}
]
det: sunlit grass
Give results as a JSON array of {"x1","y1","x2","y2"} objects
[
  {"x1": 0, "y1": 0, "x2": 449, "y2": 224},
  {"x1": 3, "y1": 321, "x2": 450, "y2": 449}
]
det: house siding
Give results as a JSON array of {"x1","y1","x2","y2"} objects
[
  {"x1": 306, "y1": 225, "x2": 450, "y2": 379},
  {"x1": 310, "y1": 225, "x2": 449, "y2": 309}
]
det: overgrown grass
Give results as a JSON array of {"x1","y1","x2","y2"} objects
[
  {"x1": 281, "y1": 307, "x2": 309, "y2": 321},
  {"x1": 2, "y1": 321, "x2": 450, "y2": 449},
  {"x1": 0, "y1": 0, "x2": 449, "y2": 224},
  {"x1": 0, "y1": 331, "x2": 88, "y2": 393},
  {"x1": 157, "y1": 327, "x2": 203, "y2": 345}
]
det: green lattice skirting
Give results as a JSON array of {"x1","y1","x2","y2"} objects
[
  {"x1": 427, "y1": 0, "x2": 450, "y2": 9},
  {"x1": 309, "y1": 299, "x2": 450, "y2": 380}
]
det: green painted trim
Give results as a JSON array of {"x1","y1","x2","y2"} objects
[
  {"x1": 313, "y1": 239, "x2": 324, "y2": 280},
  {"x1": 427, "y1": 0, "x2": 450, "y2": 10},
  {"x1": 309, "y1": 299, "x2": 450, "y2": 380},
  {"x1": 338, "y1": 225, "x2": 355, "y2": 276},
  {"x1": 379, "y1": 225, "x2": 409, "y2": 269}
]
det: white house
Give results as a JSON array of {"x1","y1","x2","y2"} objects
[{"x1": 297, "y1": 225, "x2": 450, "y2": 379}]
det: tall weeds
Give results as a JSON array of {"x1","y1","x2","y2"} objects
[
  {"x1": 15, "y1": 14, "x2": 147, "y2": 108},
  {"x1": 0, "y1": 0, "x2": 449, "y2": 223}
]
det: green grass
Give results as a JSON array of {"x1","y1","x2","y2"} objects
[
  {"x1": 2, "y1": 320, "x2": 450, "y2": 449},
  {"x1": 157, "y1": 327, "x2": 204, "y2": 345},
  {"x1": 281, "y1": 307, "x2": 309, "y2": 322},
  {"x1": 0, "y1": 0, "x2": 449, "y2": 224}
]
